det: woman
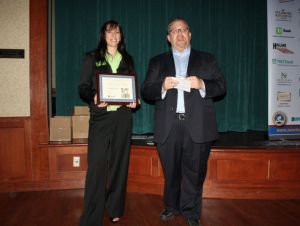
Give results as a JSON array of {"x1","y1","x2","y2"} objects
[{"x1": 78, "y1": 20, "x2": 138, "y2": 226}]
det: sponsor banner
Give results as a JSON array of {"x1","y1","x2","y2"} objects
[
  {"x1": 268, "y1": 125, "x2": 300, "y2": 135},
  {"x1": 267, "y1": 0, "x2": 300, "y2": 139}
]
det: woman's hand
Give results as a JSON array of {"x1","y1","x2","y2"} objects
[
  {"x1": 94, "y1": 94, "x2": 108, "y2": 108},
  {"x1": 126, "y1": 99, "x2": 141, "y2": 108}
]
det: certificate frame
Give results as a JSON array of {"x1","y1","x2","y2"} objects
[{"x1": 96, "y1": 72, "x2": 139, "y2": 105}]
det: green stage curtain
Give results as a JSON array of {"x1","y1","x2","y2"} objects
[{"x1": 55, "y1": 0, "x2": 268, "y2": 134}]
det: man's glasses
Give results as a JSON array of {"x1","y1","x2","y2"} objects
[{"x1": 169, "y1": 27, "x2": 189, "y2": 34}]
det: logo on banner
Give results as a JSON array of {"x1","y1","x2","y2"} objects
[
  {"x1": 281, "y1": 72, "x2": 287, "y2": 79},
  {"x1": 273, "y1": 43, "x2": 294, "y2": 54},
  {"x1": 275, "y1": 10, "x2": 292, "y2": 21},
  {"x1": 277, "y1": 73, "x2": 291, "y2": 86},
  {"x1": 291, "y1": 117, "x2": 300, "y2": 122},
  {"x1": 273, "y1": 111, "x2": 286, "y2": 126},
  {"x1": 277, "y1": 91, "x2": 291, "y2": 102},
  {"x1": 272, "y1": 58, "x2": 297, "y2": 66},
  {"x1": 276, "y1": 27, "x2": 282, "y2": 34},
  {"x1": 276, "y1": 27, "x2": 292, "y2": 34},
  {"x1": 274, "y1": 27, "x2": 294, "y2": 38}
]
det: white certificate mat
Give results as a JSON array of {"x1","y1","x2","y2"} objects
[{"x1": 96, "y1": 73, "x2": 139, "y2": 105}]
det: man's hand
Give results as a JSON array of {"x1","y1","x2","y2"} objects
[
  {"x1": 186, "y1": 76, "x2": 205, "y2": 91},
  {"x1": 162, "y1": 77, "x2": 180, "y2": 93}
]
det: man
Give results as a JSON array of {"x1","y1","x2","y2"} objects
[{"x1": 141, "y1": 18, "x2": 227, "y2": 226}]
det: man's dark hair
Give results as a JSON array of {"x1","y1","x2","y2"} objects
[{"x1": 167, "y1": 18, "x2": 190, "y2": 34}]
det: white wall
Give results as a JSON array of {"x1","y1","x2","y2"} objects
[{"x1": 0, "y1": 0, "x2": 30, "y2": 116}]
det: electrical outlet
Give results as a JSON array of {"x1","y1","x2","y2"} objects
[{"x1": 73, "y1": 156, "x2": 80, "y2": 167}]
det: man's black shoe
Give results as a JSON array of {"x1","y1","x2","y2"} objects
[
  {"x1": 188, "y1": 219, "x2": 201, "y2": 226},
  {"x1": 159, "y1": 210, "x2": 174, "y2": 221}
]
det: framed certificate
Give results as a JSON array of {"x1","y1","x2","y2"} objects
[{"x1": 96, "y1": 72, "x2": 139, "y2": 105}]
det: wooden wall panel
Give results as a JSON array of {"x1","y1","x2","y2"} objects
[
  {"x1": 129, "y1": 145, "x2": 164, "y2": 178},
  {"x1": 126, "y1": 145, "x2": 164, "y2": 194},
  {"x1": 57, "y1": 154, "x2": 87, "y2": 172},
  {"x1": 276, "y1": 161, "x2": 300, "y2": 180},
  {"x1": 151, "y1": 156, "x2": 159, "y2": 177},
  {"x1": 30, "y1": 0, "x2": 49, "y2": 181},
  {"x1": 216, "y1": 160, "x2": 269, "y2": 181},
  {"x1": 49, "y1": 146, "x2": 87, "y2": 180},
  {"x1": 0, "y1": 118, "x2": 31, "y2": 182},
  {"x1": 1, "y1": 141, "x2": 300, "y2": 198},
  {"x1": 128, "y1": 156, "x2": 152, "y2": 176},
  {"x1": 203, "y1": 159, "x2": 212, "y2": 188},
  {"x1": 0, "y1": 128, "x2": 25, "y2": 178}
]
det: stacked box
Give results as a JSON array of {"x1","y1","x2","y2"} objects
[
  {"x1": 49, "y1": 116, "x2": 72, "y2": 141},
  {"x1": 72, "y1": 106, "x2": 90, "y2": 139},
  {"x1": 74, "y1": 106, "x2": 90, "y2": 115}
]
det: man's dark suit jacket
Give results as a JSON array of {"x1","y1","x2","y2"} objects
[{"x1": 141, "y1": 48, "x2": 227, "y2": 144}]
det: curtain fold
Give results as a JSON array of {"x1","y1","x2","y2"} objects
[{"x1": 55, "y1": 0, "x2": 268, "y2": 134}]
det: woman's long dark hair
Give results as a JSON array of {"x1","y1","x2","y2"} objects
[{"x1": 91, "y1": 20, "x2": 134, "y2": 71}]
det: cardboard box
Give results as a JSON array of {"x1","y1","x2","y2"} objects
[
  {"x1": 74, "y1": 106, "x2": 90, "y2": 115},
  {"x1": 49, "y1": 116, "x2": 72, "y2": 141},
  {"x1": 72, "y1": 115, "x2": 90, "y2": 139}
]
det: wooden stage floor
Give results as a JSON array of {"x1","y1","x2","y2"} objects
[{"x1": 0, "y1": 189, "x2": 300, "y2": 226}]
